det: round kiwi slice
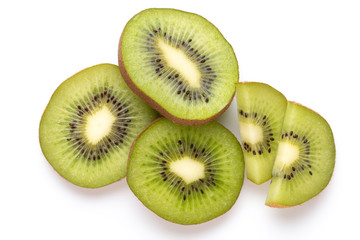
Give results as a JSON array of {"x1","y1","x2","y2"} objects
[
  {"x1": 119, "y1": 8, "x2": 239, "y2": 125},
  {"x1": 235, "y1": 82, "x2": 287, "y2": 184},
  {"x1": 127, "y1": 118, "x2": 244, "y2": 225},
  {"x1": 39, "y1": 64, "x2": 158, "y2": 188},
  {"x1": 265, "y1": 102, "x2": 335, "y2": 207}
]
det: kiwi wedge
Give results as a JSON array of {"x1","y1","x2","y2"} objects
[
  {"x1": 119, "y1": 8, "x2": 239, "y2": 125},
  {"x1": 266, "y1": 101, "x2": 335, "y2": 207},
  {"x1": 39, "y1": 64, "x2": 158, "y2": 188},
  {"x1": 235, "y1": 82, "x2": 287, "y2": 184},
  {"x1": 127, "y1": 118, "x2": 244, "y2": 225}
]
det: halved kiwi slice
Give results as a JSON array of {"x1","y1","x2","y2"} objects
[
  {"x1": 39, "y1": 64, "x2": 158, "y2": 188},
  {"x1": 235, "y1": 82, "x2": 287, "y2": 184},
  {"x1": 127, "y1": 118, "x2": 244, "y2": 225},
  {"x1": 119, "y1": 8, "x2": 239, "y2": 125},
  {"x1": 266, "y1": 101, "x2": 335, "y2": 207}
]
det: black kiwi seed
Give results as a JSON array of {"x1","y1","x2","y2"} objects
[
  {"x1": 66, "y1": 87, "x2": 132, "y2": 161},
  {"x1": 142, "y1": 27, "x2": 215, "y2": 103},
  {"x1": 238, "y1": 109, "x2": 274, "y2": 156},
  {"x1": 153, "y1": 139, "x2": 221, "y2": 201},
  {"x1": 276, "y1": 131, "x2": 314, "y2": 180}
]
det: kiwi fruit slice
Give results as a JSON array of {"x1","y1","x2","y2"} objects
[
  {"x1": 266, "y1": 101, "x2": 335, "y2": 207},
  {"x1": 119, "y1": 8, "x2": 239, "y2": 125},
  {"x1": 235, "y1": 82, "x2": 287, "y2": 184},
  {"x1": 39, "y1": 64, "x2": 158, "y2": 188},
  {"x1": 127, "y1": 118, "x2": 244, "y2": 225}
]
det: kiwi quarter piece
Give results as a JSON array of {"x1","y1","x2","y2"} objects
[
  {"x1": 119, "y1": 8, "x2": 239, "y2": 125},
  {"x1": 266, "y1": 102, "x2": 335, "y2": 207},
  {"x1": 127, "y1": 118, "x2": 244, "y2": 225},
  {"x1": 39, "y1": 64, "x2": 158, "y2": 188},
  {"x1": 235, "y1": 82, "x2": 287, "y2": 184}
]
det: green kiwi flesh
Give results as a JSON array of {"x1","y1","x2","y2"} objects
[
  {"x1": 119, "y1": 8, "x2": 238, "y2": 125},
  {"x1": 235, "y1": 82, "x2": 287, "y2": 184},
  {"x1": 265, "y1": 101, "x2": 335, "y2": 207},
  {"x1": 39, "y1": 64, "x2": 158, "y2": 188},
  {"x1": 127, "y1": 118, "x2": 244, "y2": 225}
]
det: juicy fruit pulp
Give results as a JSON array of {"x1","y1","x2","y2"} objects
[
  {"x1": 236, "y1": 82, "x2": 335, "y2": 207},
  {"x1": 127, "y1": 118, "x2": 244, "y2": 225},
  {"x1": 235, "y1": 82, "x2": 287, "y2": 184},
  {"x1": 266, "y1": 102, "x2": 335, "y2": 207},
  {"x1": 39, "y1": 64, "x2": 158, "y2": 188},
  {"x1": 119, "y1": 8, "x2": 239, "y2": 125}
]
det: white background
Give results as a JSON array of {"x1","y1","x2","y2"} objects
[{"x1": 1, "y1": 0, "x2": 359, "y2": 239}]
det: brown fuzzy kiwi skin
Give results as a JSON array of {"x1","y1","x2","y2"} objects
[
  {"x1": 118, "y1": 29, "x2": 235, "y2": 126},
  {"x1": 266, "y1": 203, "x2": 292, "y2": 208}
]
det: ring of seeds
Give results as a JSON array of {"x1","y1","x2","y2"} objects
[{"x1": 65, "y1": 86, "x2": 132, "y2": 162}]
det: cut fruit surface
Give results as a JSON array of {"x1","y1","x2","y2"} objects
[
  {"x1": 157, "y1": 39, "x2": 201, "y2": 88},
  {"x1": 39, "y1": 64, "x2": 158, "y2": 188},
  {"x1": 235, "y1": 82, "x2": 287, "y2": 184},
  {"x1": 169, "y1": 157, "x2": 205, "y2": 184},
  {"x1": 85, "y1": 106, "x2": 116, "y2": 145},
  {"x1": 127, "y1": 118, "x2": 244, "y2": 225},
  {"x1": 266, "y1": 102, "x2": 335, "y2": 207},
  {"x1": 119, "y1": 8, "x2": 239, "y2": 125}
]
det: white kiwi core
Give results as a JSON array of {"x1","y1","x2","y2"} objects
[
  {"x1": 170, "y1": 157, "x2": 205, "y2": 184},
  {"x1": 274, "y1": 141, "x2": 300, "y2": 168},
  {"x1": 157, "y1": 39, "x2": 201, "y2": 88},
  {"x1": 85, "y1": 106, "x2": 116, "y2": 145},
  {"x1": 239, "y1": 121, "x2": 264, "y2": 145}
]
